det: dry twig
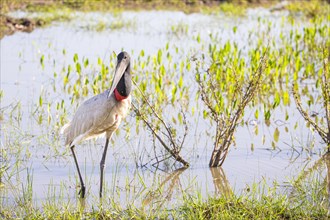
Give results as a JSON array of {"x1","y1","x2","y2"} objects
[{"x1": 132, "y1": 80, "x2": 189, "y2": 167}]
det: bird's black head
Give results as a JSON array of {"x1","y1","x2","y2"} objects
[
  {"x1": 116, "y1": 52, "x2": 132, "y2": 97},
  {"x1": 108, "y1": 51, "x2": 132, "y2": 99},
  {"x1": 117, "y1": 51, "x2": 130, "y2": 64}
]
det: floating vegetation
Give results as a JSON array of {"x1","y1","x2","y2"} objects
[
  {"x1": 78, "y1": 11, "x2": 137, "y2": 32},
  {"x1": 169, "y1": 22, "x2": 189, "y2": 37}
]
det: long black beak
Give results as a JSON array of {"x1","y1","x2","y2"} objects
[{"x1": 108, "y1": 59, "x2": 127, "y2": 98}]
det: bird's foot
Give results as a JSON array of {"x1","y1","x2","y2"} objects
[{"x1": 78, "y1": 186, "x2": 86, "y2": 198}]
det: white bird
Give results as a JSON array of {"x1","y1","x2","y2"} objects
[{"x1": 62, "y1": 51, "x2": 132, "y2": 198}]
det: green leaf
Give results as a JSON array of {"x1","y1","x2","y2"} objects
[
  {"x1": 203, "y1": 110, "x2": 208, "y2": 119},
  {"x1": 294, "y1": 121, "x2": 298, "y2": 130},
  {"x1": 67, "y1": 65, "x2": 72, "y2": 74},
  {"x1": 180, "y1": 61, "x2": 184, "y2": 73},
  {"x1": 178, "y1": 75, "x2": 183, "y2": 88},
  {"x1": 40, "y1": 55, "x2": 44, "y2": 68},
  {"x1": 196, "y1": 73, "x2": 200, "y2": 82},
  {"x1": 157, "y1": 49, "x2": 162, "y2": 65},
  {"x1": 73, "y1": 53, "x2": 78, "y2": 63},
  {"x1": 262, "y1": 135, "x2": 266, "y2": 145},
  {"x1": 285, "y1": 111, "x2": 289, "y2": 121},
  {"x1": 254, "y1": 109, "x2": 259, "y2": 119},
  {"x1": 84, "y1": 58, "x2": 89, "y2": 68},
  {"x1": 274, "y1": 128, "x2": 280, "y2": 143},
  {"x1": 140, "y1": 50, "x2": 145, "y2": 57},
  {"x1": 196, "y1": 34, "x2": 201, "y2": 43},
  {"x1": 265, "y1": 110, "x2": 271, "y2": 120},
  {"x1": 186, "y1": 62, "x2": 191, "y2": 71},
  {"x1": 39, "y1": 95, "x2": 43, "y2": 107},
  {"x1": 233, "y1": 26, "x2": 237, "y2": 34},
  {"x1": 271, "y1": 141, "x2": 276, "y2": 150},
  {"x1": 38, "y1": 114, "x2": 43, "y2": 124},
  {"x1": 283, "y1": 91, "x2": 290, "y2": 106},
  {"x1": 272, "y1": 92, "x2": 280, "y2": 109},
  {"x1": 178, "y1": 113, "x2": 183, "y2": 124},
  {"x1": 76, "y1": 63, "x2": 81, "y2": 75}
]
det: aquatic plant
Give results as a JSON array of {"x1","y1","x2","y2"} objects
[
  {"x1": 131, "y1": 47, "x2": 191, "y2": 168},
  {"x1": 132, "y1": 82, "x2": 189, "y2": 167},
  {"x1": 169, "y1": 22, "x2": 189, "y2": 37},
  {"x1": 84, "y1": 14, "x2": 136, "y2": 32},
  {"x1": 293, "y1": 50, "x2": 330, "y2": 149},
  {"x1": 1, "y1": 172, "x2": 327, "y2": 219},
  {"x1": 195, "y1": 41, "x2": 269, "y2": 167}
]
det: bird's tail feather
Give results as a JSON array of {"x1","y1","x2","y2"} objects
[{"x1": 60, "y1": 123, "x2": 71, "y2": 135}]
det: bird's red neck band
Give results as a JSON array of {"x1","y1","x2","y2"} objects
[{"x1": 114, "y1": 88, "x2": 128, "y2": 101}]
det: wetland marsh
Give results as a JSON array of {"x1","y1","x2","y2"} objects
[{"x1": 1, "y1": 0, "x2": 329, "y2": 219}]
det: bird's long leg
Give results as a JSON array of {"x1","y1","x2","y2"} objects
[
  {"x1": 100, "y1": 138, "x2": 110, "y2": 198},
  {"x1": 71, "y1": 145, "x2": 86, "y2": 198}
]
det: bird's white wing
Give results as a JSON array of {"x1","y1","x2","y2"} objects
[{"x1": 65, "y1": 90, "x2": 117, "y2": 146}]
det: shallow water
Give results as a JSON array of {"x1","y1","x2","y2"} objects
[{"x1": 0, "y1": 9, "x2": 325, "y2": 210}]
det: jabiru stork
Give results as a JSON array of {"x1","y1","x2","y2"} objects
[{"x1": 62, "y1": 51, "x2": 132, "y2": 198}]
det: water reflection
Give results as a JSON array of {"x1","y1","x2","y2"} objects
[
  {"x1": 288, "y1": 151, "x2": 330, "y2": 213},
  {"x1": 210, "y1": 167, "x2": 232, "y2": 198},
  {"x1": 141, "y1": 166, "x2": 233, "y2": 209},
  {"x1": 142, "y1": 167, "x2": 187, "y2": 208}
]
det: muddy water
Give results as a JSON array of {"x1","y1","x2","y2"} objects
[{"x1": 0, "y1": 9, "x2": 325, "y2": 209}]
